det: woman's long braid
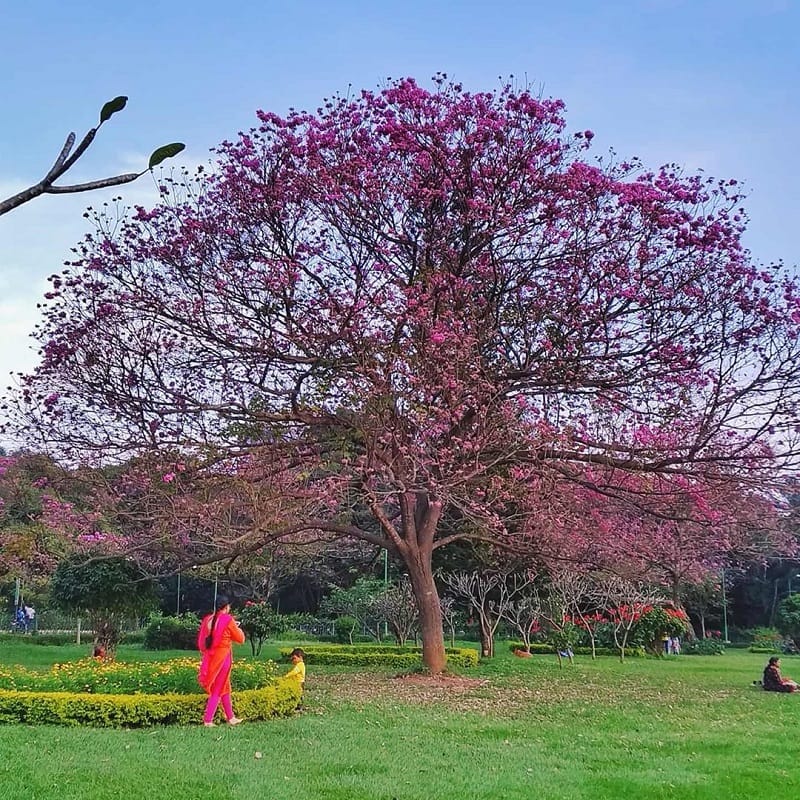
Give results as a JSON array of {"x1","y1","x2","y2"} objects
[
  {"x1": 205, "y1": 596, "x2": 230, "y2": 650},
  {"x1": 205, "y1": 609, "x2": 219, "y2": 650}
]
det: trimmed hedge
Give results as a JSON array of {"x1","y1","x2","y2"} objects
[
  {"x1": 507, "y1": 642, "x2": 647, "y2": 658},
  {"x1": 0, "y1": 631, "x2": 145, "y2": 646},
  {"x1": 278, "y1": 644, "x2": 479, "y2": 668},
  {"x1": 0, "y1": 632, "x2": 82, "y2": 647},
  {"x1": 0, "y1": 676, "x2": 301, "y2": 727}
]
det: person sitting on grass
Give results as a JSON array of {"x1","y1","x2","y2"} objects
[
  {"x1": 286, "y1": 647, "x2": 306, "y2": 708},
  {"x1": 762, "y1": 656, "x2": 799, "y2": 693}
]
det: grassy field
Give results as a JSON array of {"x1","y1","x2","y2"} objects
[{"x1": 0, "y1": 640, "x2": 797, "y2": 800}]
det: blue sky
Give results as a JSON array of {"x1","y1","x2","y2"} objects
[{"x1": 1, "y1": 0, "x2": 798, "y2": 391}]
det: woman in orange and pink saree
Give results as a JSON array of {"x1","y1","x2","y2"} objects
[{"x1": 197, "y1": 595, "x2": 246, "y2": 726}]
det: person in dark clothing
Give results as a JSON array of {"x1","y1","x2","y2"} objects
[{"x1": 762, "y1": 656, "x2": 799, "y2": 693}]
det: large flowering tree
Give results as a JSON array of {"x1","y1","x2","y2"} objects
[
  {"x1": 0, "y1": 453, "x2": 107, "y2": 587},
  {"x1": 6, "y1": 76, "x2": 800, "y2": 671}
]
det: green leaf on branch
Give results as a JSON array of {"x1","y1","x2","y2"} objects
[
  {"x1": 99, "y1": 96, "x2": 128, "y2": 123},
  {"x1": 148, "y1": 142, "x2": 186, "y2": 169}
]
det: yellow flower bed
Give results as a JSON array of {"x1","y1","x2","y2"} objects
[{"x1": 0, "y1": 657, "x2": 276, "y2": 694}]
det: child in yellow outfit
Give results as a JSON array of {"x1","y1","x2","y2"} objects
[{"x1": 286, "y1": 648, "x2": 306, "y2": 708}]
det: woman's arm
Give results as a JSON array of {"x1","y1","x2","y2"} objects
[{"x1": 228, "y1": 617, "x2": 246, "y2": 645}]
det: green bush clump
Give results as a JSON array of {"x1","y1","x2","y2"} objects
[
  {"x1": 747, "y1": 627, "x2": 782, "y2": 652},
  {"x1": 507, "y1": 642, "x2": 646, "y2": 658},
  {"x1": 143, "y1": 612, "x2": 200, "y2": 650},
  {"x1": 634, "y1": 607, "x2": 691, "y2": 654},
  {"x1": 237, "y1": 604, "x2": 313, "y2": 656},
  {"x1": 333, "y1": 615, "x2": 359, "y2": 643},
  {"x1": 684, "y1": 639, "x2": 726, "y2": 655},
  {"x1": 0, "y1": 657, "x2": 276, "y2": 694},
  {"x1": 776, "y1": 594, "x2": 800, "y2": 642},
  {"x1": 278, "y1": 645, "x2": 479, "y2": 668},
  {"x1": 0, "y1": 677, "x2": 301, "y2": 727}
]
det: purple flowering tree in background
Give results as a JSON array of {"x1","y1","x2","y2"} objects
[{"x1": 5, "y1": 76, "x2": 800, "y2": 672}]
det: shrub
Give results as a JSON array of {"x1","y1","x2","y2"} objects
[
  {"x1": 281, "y1": 627, "x2": 318, "y2": 642},
  {"x1": 237, "y1": 604, "x2": 313, "y2": 655},
  {"x1": 0, "y1": 676, "x2": 300, "y2": 727},
  {"x1": 776, "y1": 595, "x2": 800, "y2": 642},
  {"x1": 333, "y1": 615, "x2": 359, "y2": 644},
  {"x1": 683, "y1": 638, "x2": 725, "y2": 655},
  {"x1": 545, "y1": 621, "x2": 582, "y2": 654},
  {"x1": 635, "y1": 607, "x2": 691, "y2": 654},
  {"x1": 143, "y1": 612, "x2": 200, "y2": 650},
  {"x1": 278, "y1": 644, "x2": 479, "y2": 668},
  {"x1": 749, "y1": 627, "x2": 782, "y2": 652}
]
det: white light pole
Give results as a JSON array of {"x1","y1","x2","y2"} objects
[
  {"x1": 383, "y1": 548, "x2": 389, "y2": 638},
  {"x1": 721, "y1": 568, "x2": 730, "y2": 644}
]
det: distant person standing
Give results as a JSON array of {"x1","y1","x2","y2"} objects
[
  {"x1": 14, "y1": 605, "x2": 27, "y2": 633},
  {"x1": 197, "y1": 595, "x2": 246, "y2": 726},
  {"x1": 670, "y1": 636, "x2": 681, "y2": 655},
  {"x1": 23, "y1": 604, "x2": 35, "y2": 633}
]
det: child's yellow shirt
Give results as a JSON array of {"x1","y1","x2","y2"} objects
[{"x1": 287, "y1": 661, "x2": 306, "y2": 684}]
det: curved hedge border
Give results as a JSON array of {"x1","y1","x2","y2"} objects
[
  {"x1": 279, "y1": 644, "x2": 479, "y2": 668},
  {"x1": 507, "y1": 642, "x2": 647, "y2": 658},
  {"x1": 0, "y1": 675, "x2": 301, "y2": 727}
]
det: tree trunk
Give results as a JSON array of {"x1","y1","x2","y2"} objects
[
  {"x1": 769, "y1": 579, "x2": 779, "y2": 627},
  {"x1": 478, "y1": 615, "x2": 494, "y2": 658},
  {"x1": 405, "y1": 550, "x2": 446, "y2": 673},
  {"x1": 92, "y1": 616, "x2": 120, "y2": 660}
]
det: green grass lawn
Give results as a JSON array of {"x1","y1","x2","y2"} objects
[{"x1": 0, "y1": 639, "x2": 797, "y2": 800}]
